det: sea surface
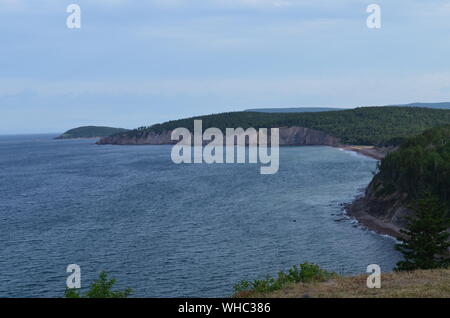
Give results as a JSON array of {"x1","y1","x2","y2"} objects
[{"x1": 0, "y1": 134, "x2": 401, "y2": 297}]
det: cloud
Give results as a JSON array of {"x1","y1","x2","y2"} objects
[
  {"x1": 3, "y1": 71, "x2": 450, "y2": 102},
  {"x1": 2, "y1": 0, "x2": 450, "y2": 133},
  {"x1": 0, "y1": 0, "x2": 25, "y2": 11}
]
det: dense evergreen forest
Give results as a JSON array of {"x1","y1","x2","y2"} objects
[
  {"x1": 377, "y1": 125, "x2": 450, "y2": 209},
  {"x1": 123, "y1": 107, "x2": 450, "y2": 146},
  {"x1": 56, "y1": 126, "x2": 129, "y2": 139}
]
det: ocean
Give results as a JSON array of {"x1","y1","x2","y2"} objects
[{"x1": 0, "y1": 134, "x2": 401, "y2": 297}]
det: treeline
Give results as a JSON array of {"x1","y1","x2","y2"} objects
[
  {"x1": 121, "y1": 107, "x2": 450, "y2": 146},
  {"x1": 377, "y1": 125, "x2": 450, "y2": 208},
  {"x1": 56, "y1": 126, "x2": 129, "y2": 139}
]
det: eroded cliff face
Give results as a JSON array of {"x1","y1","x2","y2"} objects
[
  {"x1": 97, "y1": 130, "x2": 174, "y2": 145},
  {"x1": 347, "y1": 158, "x2": 448, "y2": 238},
  {"x1": 97, "y1": 126, "x2": 340, "y2": 146},
  {"x1": 363, "y1": 177, "x2": 413, "y2": 228},
  {"x1": 277, "y1": 127, "x2": 339, "y2": 146},
  {"x1": 346, "y1": 175, "x2": 414, "y2": 237}
]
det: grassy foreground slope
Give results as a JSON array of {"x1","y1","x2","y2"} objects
[
  {"x1": 56, "y1": 126, "x2": 129, "y2": 139},
  {"x1": 123, "y1": 107, "x2": 450, "y2": 146},
  {"x1": 235, "y1": 269, "x2": 450, "y2": 298}
]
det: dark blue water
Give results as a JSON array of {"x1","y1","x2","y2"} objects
[{"x1": 0, "y1": 134, "x2": 401, "y2": 297}]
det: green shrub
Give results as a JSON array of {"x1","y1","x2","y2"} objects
[
  {"x1": 233, "y1": 262, "x2": 335, "y2": 294},
  {"x1": 64, "y1": 271, "x2": 132, "y2": 298}
]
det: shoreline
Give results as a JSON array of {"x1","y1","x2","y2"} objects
[
  {"x1": 96, "y1": 138, "x2": 400, "y2": 238},
  {"x1": 337, "y1": 145, "x2": 388, "y2": 160},
  {"x1": 343, "y1": 196, "x2": 403, "y2": 239},
  {"x1": 55, "y1": 136, "x2": 102, "y2": 140},
  {"x1": 338, "y1": 145, "x2": 403, "y2": 237}
]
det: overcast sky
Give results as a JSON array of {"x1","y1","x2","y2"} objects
[{"x1": 1, "y1": 0, "x2": 450, "y2": 133}]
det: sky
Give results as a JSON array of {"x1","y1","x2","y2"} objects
[{"x1": 1, "y1": 0, "x2": 450, "y2": 134}]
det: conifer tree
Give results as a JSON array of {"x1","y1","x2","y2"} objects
[{"x1": 395, "y1": 194, "x2": 450, "y2": 271}]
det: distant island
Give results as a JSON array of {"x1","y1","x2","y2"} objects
[{"x1": 55, "y1": 126, "x2": 129, "y2": 140}]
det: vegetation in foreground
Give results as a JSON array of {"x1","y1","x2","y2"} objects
[
  {"x1": 233, "y1": 263, "x2": 336, "y2": 297},
  {"x1": 395, "y1": 194, "x2": 450, "y2": 271},
  {"x1": 235, "y1": 194, "x2": 450, "y2": 298},
  {"x1": 234, "y1": 268, "x2": 450, "y2": 298},
  {"x1": 116, "y1": 107, "x2": 450, "y2": 146},
  {"x1": 64, "y1": 271, "x2": 132, "y2": 298}
]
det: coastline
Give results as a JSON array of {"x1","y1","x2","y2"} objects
[
  {"x1": 338, "y1": 145, "x2": 403, "y2": 238},
  {"x1": 343, "y1": 196, "x2": 403, "y2": 239},
  {"x1": 337, "y1": 145, "x2": 389, "y2": 160},
  {"x1": 54, "y1": 136, "x2": 102, "y2": 140},
  {"x1": 94, "y1": 137, "x2": 401, "y2": 238}
]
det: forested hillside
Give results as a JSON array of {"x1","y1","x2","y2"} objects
[
  {"x1": 117, "y1": 107, "x2": 450, "y2": 146},
  {"x1": 56, "y1": 126, "x2": 129, "y2": 139},
  {"x1": 397, "y1": 102, "x2": 450, "y2": 110},
  {"x1": 376, "y1": 125, "x2": 450, "y2": 208},
  {"x1": 244, "y1": 107, "x2": 344, "y2": 113}
]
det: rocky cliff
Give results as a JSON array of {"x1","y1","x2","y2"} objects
[
  {"x1": 347, "y1": 125, "x2": 450, "y2": 238},
  {"x1": 346, "y1": 175, "x2": 413, "y2": 238},
  {"x1": 97, "y1": 126, "x2": 340, "y2": 146},
  {"x1": 97, "y1": 130, "x2": 174, "y2": 145}
]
